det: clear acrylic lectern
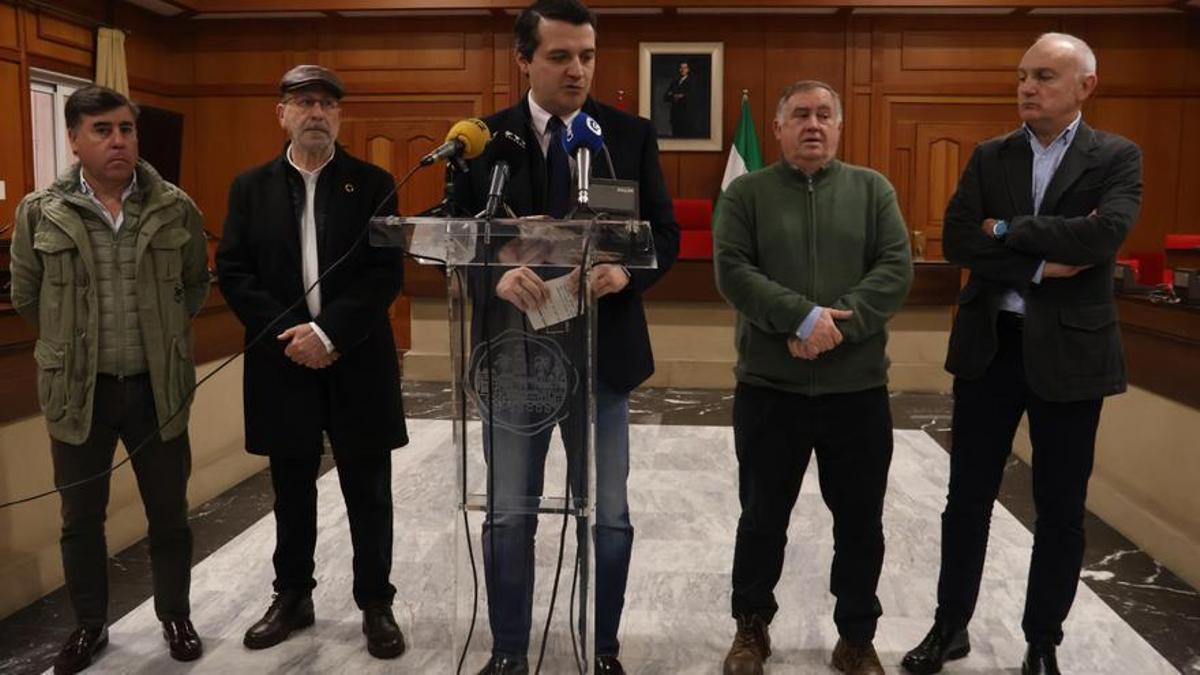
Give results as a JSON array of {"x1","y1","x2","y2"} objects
[{"x1": 370, "y1": 216, "x2": 657, "y2": 673}]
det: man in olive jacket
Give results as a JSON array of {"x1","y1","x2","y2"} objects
[
  {"x1": 714, "y1": 80, "x2": 912, "y2": 675},
  {"x1": 9, "y1": 86, "x2": 209, "y2": 673}
]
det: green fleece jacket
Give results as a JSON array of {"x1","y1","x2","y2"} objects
[{"x1": 714, "y1": 159, "x2": 913, "y2": 395}]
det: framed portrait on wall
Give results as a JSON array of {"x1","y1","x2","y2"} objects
[{"x1": 638, "y1": 42, "x2": 723, "y2": 152}]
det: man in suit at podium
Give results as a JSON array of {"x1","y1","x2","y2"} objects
[
  {"x1": 216, "y1": 65, "x2": 408, "y2": 661},
  {"x1": 901, "y1": 33, "x2": 1142, "y2": 675},
  {"x1": 455, "y1": 1, "x2": 679, "y2": 672}
]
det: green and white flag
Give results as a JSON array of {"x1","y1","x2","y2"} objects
[{"x1": 720, "y1": 93, "x2": 764, "y2": 193}]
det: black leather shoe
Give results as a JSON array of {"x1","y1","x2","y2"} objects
[
  {"x1": 53, "y1": 625, "x2": 108, "y2": 674},
  {"x1": 595, "y1": 654, "x2": 626, "y2": 674},
  {"x1": 362, "y1": 606, "x2": 406, "y2": 659},
  {"x1": 243, "y1": 592, "x2": 315, "y2": 649},
  {"x1": 901, "y1": 622, "x2": 970, "y2": 674},
  {"x1": 1022, "y1": 643, "x2": 1061, "y2": 675},
  {"x1": 477, "y1": 653, "x2": 529, "y2": 674},
  {"x1": 162, "y1": 619, "x2": 203, "y2": 661}
]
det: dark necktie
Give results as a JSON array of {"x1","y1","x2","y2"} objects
[{"x1": 545, "y1": 116, "x2": 571, "y2": 219}]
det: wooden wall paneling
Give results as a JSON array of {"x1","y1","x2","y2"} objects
[
  {"x1": 192, "y1": 20, "x2": 311, "y2": 89},
  {"x1": 0, "y1": 310, "x2": 40, "y2": 424},
  {"x1": 1189, "y1": 16, "x2": 1200, "y2": 91},
  {"x1": 1177, "y1": 98, "x2": 1200, "y2": 236},
  {"x1": 844, "y1": 16, "x2": 873, "y2": 166},
  {"x1": 586, "y1": 16, "x2": 640, "y2": 115},
  {"x1": 360, "y1": 128, "x2": 412, "y2": 351},
  {"x1": 1088, "y1": 97, "x2": 1184, "y2": 255},
  {"x1": 341, "y1": 117, "x2": 454, "y2": 216},
  {"x1": 0, "y1": 59, "x2": 27, "y2": 226},
  {"x1": 0, "y1": 4, "x2": 18, "y2": 51},
  {"x1": 317, "y1": 18, "x2": 493, "y2": 94},
  {"x1": 1068, "y1": 17, "x2": 1189, "y2": 93},
  {"x1": 191, "y1": 96, "x2": 286, "y2": 235},
  {"x1": 880, "y1": 98, "x2": 1013, "y2": 258},
  {"x1": 872, "y1": 16, "x2": 1058, "y2": 90},
  {"x1": 763, "y1": 16, "x2": 854, "y2": 168},
  {"x1": 119, "y1": 4, "x2": 193, "y2": 96},
  {"x1": 21, "y1": 10, "x2": 93, "y2": 69},
  {"x1": 491, "y1": 18, "x2": 513, "y2": 115},
  {"x1": 340, "y1": 97, "x2": 482, "y2": 121}
]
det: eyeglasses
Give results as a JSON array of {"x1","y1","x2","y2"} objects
[{"x1": 286, "y1": 96, "x2": 340, "y2": 111}]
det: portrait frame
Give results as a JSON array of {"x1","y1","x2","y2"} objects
[{"x1": 638, "y1": 42, "x2": 723, "y2": 151}]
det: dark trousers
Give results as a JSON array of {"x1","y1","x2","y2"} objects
[
  {"x1": 50, "y1": 374, "x2": 193, "y2": 628},
  {"x1": 268, "y1": 446, "x2": 396, "y2": 609},
  {"x1": 730, "y1": 382, "x2": 893, "y2": 641},
  {"x1": 936, "y1": 313, "x2": 1102, "y2": 645}
]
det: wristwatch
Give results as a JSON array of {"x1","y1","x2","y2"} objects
[{"x1": 992, "y1": 219, "x2": 1009, "y2": 238}]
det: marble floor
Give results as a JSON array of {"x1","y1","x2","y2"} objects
[
  {"x1": 21, "y1": 418, "x2": 1184, "y2": 674},
  {"x1": 1, "y1": 386, "x2": 1196, "y2": 674}
]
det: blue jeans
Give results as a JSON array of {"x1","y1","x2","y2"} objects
[{"x1": 481, "y1": 380, "x2": 633, "y2": 658}]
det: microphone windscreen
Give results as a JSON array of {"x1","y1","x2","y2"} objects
[
  {"x1": 562, "y1": 113, "x2": 604, "y2": 154},
  {"x1": 446, "y1": 118, "x2": 491, "y2": 159},
  {"x1": 488, "y1": 129, "x2": 528, "y2": 174}
]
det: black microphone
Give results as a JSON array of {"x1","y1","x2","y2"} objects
[
  {"x1": 483, "y1": 129, "x2": 528, "y2": 219},
  {"x1": 420, "y1": 118, "x2": 490, "y2": 166}
]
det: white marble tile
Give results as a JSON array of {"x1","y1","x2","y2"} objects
[{"x1": 66, "y1": 424, "x2": 1178, "y2": 674}]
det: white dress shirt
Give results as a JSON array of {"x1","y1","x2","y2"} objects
[
  {"x1": 79, "y1": 169, "x2": 138, "y2": 233},
  {"x1": 286, "y1": 145, "x2": 336, "y2": 353}
]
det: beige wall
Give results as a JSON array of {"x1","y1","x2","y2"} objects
[
  {"x1": 403, "y1": 298, "x2": 954, "y2": 393},
  {"x1": 1013, "y1": 386, "x2": 1200, "y2": 590},
  {"x1": 0, "y1": 360, "x2": 265, "y2": 620}
]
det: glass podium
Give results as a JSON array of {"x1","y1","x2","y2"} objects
[{"x1": 370, "y1": 216, "x2": 657, "y2": 673}]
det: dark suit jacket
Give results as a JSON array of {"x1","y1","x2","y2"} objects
[
  {"x1": 943, "y1": 122, "x2": 1142, "y2": 402},
  {"x1": 664, "y1": 75, "x2": 693, "y2": 136},
  {"x1": 216, "y1": 144, "x2": 408, "y2": 456},
  {"x1": 455, "y1": 96, "x2": 680, "y2": 393}
]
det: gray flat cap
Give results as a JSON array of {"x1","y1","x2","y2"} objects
[{"x1": 279, "y1": 64, "x2": 345, "y2": 99}]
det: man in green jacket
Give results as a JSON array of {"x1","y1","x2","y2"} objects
[
  {"x1": 9, "y1": 86, "x2": 209, "y2": 673},
  {"x1": 714, "y1": 80, "x2": 913, "y2": 675}
]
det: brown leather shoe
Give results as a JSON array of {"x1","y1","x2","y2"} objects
[
  {"x1": 162, "y1": 619, "x2": 203, "y2": 661},
  {"x1": 723, "y1": 614, "x2": 771, "y2": 675},
  {"x1": 53, "y1": 625, "x2": 108, "y2": 674},
  {"x1": 832, "y1": 638, "x2": 885, "y2": 675}
]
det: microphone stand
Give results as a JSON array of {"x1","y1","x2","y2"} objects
[{"x1": 418, "y1": 159, "x2": 471, "y2": 217}]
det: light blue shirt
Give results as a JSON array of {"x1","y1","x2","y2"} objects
[{"x1": 1000, "y1": 113, "x2": 1082, "y2": 314}]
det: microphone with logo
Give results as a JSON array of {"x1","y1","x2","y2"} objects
[
  {"x1": 420, "y1": 118, "x2": 491, "y2": 167},
  {"x1": 561, "y1": 112, "x2": 605, "y2": 211},
  {"x1": 482, "y1": 129, "x2": 528, "y2": 219}
]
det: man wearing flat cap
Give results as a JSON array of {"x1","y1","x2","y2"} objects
[{"x1": 216, "y1": 64, "x2": 409, "y2": 659}]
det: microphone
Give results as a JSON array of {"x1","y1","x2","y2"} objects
[
  {"x1": 420, "y1": 118, "x2": 490, "y2": 166},
  {"x1": 561, "y1": 113, "x2": 605, "y2": 208},
  {"x1": 483, "y1": 129, "x2": 528, "y2": 219}
]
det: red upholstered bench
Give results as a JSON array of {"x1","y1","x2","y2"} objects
[
  {"x1": 674, "y1": 198, "x2": 714, "y2": 260},
  {"x1": 1165, "y1": 234, "x2": 1200, "y2": 250}
]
